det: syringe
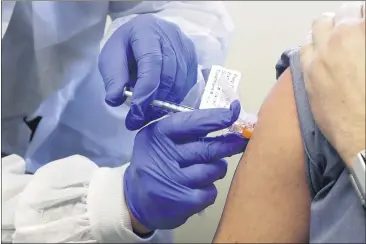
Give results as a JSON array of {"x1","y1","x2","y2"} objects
[
  {"x1": 123, "y1": 87, "x2": 194, "y2": 113},
  {"x1": 123, "y1": 87, "x2": 254, "y2": 139}
]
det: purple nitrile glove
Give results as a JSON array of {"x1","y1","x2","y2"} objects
[
  {"x1": 99, "y1": 14, "x2": 197, "y2": 130},
  {"x1": 124, "y1": 100, "x2": 249, "y2": 230}
]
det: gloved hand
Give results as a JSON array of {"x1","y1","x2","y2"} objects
[
  {"x1": 124, "y1": 100, "x2": 249, "y2": 231},
  {"x1": 98, "y1": 14, "x2": 197, "y2": 130}
]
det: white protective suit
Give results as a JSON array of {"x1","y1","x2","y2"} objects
[{"x1": 1, "y1": 1, "x2": 234, "y2": 243}]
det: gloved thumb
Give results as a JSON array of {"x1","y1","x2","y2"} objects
[
  {"x1": 179, "y1": 159, "x2": 228, "y2": 188},
  {"x1": 98, "y1": 35, "x2": 129, "y2": 107},
  {"x1": 159, "y1": 100, "x2": 242, "y2": 141}
]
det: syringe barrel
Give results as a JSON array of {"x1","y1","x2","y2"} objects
[
  {"x1": 123, "y1": 87, "x2": 194, "y2": 113},
  {"x1": 123, "y1": 88, "x2": 255, "y2": 138}
]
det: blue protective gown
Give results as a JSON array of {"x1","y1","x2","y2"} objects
[
  {"x1": 1, "y1": 2, "x2": 234, "y2": 242},
  {"x1": 1, "y1": 1, "x2": 234, "y2": 172}
]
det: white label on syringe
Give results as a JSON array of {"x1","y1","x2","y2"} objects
[{"x1": 199, "y1": 65, "x2": 242, "y2": 110}]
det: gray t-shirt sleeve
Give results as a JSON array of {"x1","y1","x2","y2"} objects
[{"x1": 275, "y1": 49, "x2": 365, "y2": 243}]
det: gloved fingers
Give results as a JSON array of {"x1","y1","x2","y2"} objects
[
  {"x1": 127, "y1": 42, "x2": 177, "y2": 124},
  {"x1": 99, "y1": 34, "x2": 130, "y2": 107},
  {"x1": 143, "y1": 106, "x2": 170, "y2": 125},
  {"x1": 177, "y1": 133, "x2": 247, "y2": 167},
  {"x1": 166, "y1": 34, "x2": 197, "y2": 103},
  {"x1": 178, "y1": 159, "x2": 228, "y2": 188},
  {"x1": 188, "y1": 184, "x2": 217, "y2": 214},
  {"x1": 156, "y1": 41, "x2": 177, "y2": 101},
  {"x1": 158, "y1": 100, "x2": 241, "y2": 141},
  {"x1": 134, "y1": 42, "x2": 176, "y2": 123},
  {"x1": 125, "y1": 33, "x2": 162, "y2": 130}
]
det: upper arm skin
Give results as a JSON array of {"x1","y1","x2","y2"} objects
[{"x1": 214, "y1": 68, "x2": 311, "y2": 243}]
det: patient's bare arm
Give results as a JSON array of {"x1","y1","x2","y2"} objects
[{"x1": 214, "y1": 69, "x2": 311, "y2": 243}]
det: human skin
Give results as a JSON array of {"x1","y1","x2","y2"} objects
[
  {"x1": 213, "y1": 69, "x2": 311, "y2": 243},
  {"x1": 301, "y1": 2, "x2": 365, "y2": 168}
]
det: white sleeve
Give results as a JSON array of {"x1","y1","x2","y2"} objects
[
  {"x1": 2, "y1": 155, "x2": 33, "y2": 242},
  {"x1": 103, "y1": 1, "x2": 235, "y2": 68},
  {"x1": 2, "y1": 155, "x2": 172, "y2": 243}
]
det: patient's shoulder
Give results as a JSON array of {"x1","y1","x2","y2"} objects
[{"x1": 275, "y1": 48, "x2": 365, "y2": 243}]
